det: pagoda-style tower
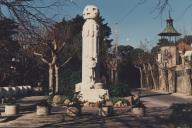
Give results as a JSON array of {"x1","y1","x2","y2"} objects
[
  {"x1": 157, "y1": 12, "x2": 181, "y2": 68},
  {"x1": 158, "y1": 12, "x2": 181, "y2": 42},
  {"x1": 157, "y1": 12, "x2": 181, "y2": 92}
]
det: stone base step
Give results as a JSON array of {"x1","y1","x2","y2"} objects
[{"x1": 80, "y1": 89, "x2": 108, "y2": 102}]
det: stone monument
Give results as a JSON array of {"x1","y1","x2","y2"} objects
[{"x1": 75, "y1": 5, "x2": 108, "y2": 102}]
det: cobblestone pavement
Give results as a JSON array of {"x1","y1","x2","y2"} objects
[{"x1": 0, "y1": 92, "x2": 191, "y2": 128}]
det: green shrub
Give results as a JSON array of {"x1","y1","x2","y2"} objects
[
  {"x1": 59, "y1": 70, "x2": 81, "y2": 97},
  {"x1": 109, "y1": 83, "x2": 132, "y2": 97},
  {"x1": 5, "y1": 97, "x2": 16, "y2": 105}
]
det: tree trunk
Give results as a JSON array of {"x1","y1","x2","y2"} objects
[
  {"x1": 49, "y1": 63, "x2": 54, "y2": 95},
  {"x1": 35, "y1": 40, "x2": 71, "y2": 96},
  {"x1": 111, "y1": 69, "x2": 114, "y2": 84},
  {"x1": 52, "y1": 40, "x2": 57, "y2": 95},
  {"x1": 162, "y1": 68, "x2": 168, "y2": 92},
  {"x1": 139, "y1": 67, "x2": 143, "y2": 89},
  {"x1": 51, "y1": 63, "x2": 57, "y2": 95},
  {"x1": 148, "y1": 63, "x2": 157, "y2": 90},
  {"x1": 55, "y1": 65, "x2": 59, "y2": 94},
  {"x1": 114, "y1": 70, "x2": 118, "y2": 85},
  {"x1": 135, "y1": 66, "x2": 143, "y2": 89},
  {"x1": 143, "y1": 64, "x2": 149, "y2": 89},
  {"x1": 52, "y1": 64, "x2": 56, "y2": 95}
]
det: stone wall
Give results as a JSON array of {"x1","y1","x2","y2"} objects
[
  {"x1": 157, "y1": 45, "x2": 192, "y2": 95},
  {"x1": 158, "y1": 65, "x2": 192, "y2": 95},
  {"x1": 175, "y1": 66, "x2": 192, "y2": 95}
]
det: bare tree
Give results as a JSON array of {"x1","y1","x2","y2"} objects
[
  {"x1": 0, "y1": 0, "x2": 76, "y2": 41},
  {"x1": 33, "y1": 29, "x2": 72, "y2": 95},
  {"x1": 148, "y1": 63, "x2": 157, "y2": 90},
  {"x1": 133, "y1": 49, "x2": 149, "y2": 89},
  {"x1": 0, "y1": 0, "x2": 71, "y2": 26},
  {"x1": 0, "y1": 0, "x2": 77, "y2": 94}
]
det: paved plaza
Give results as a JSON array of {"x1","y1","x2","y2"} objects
[{"x1": 0, "y1": 90, "x2": 191, "y2": 128}]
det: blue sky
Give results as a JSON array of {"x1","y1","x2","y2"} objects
[
  {"x1": 51, "y1": 0, "x2": 192, "y2": 48},
  {"x1": 3, "y1": 0, "x2": 192, "y2": 48}
]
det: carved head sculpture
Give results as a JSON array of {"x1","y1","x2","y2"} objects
[{"x1": 83, "y1": 5, "x2": 99, "y2": 19}]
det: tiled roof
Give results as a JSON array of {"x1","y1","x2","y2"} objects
[{"x1": 158, "y1": 17, "x2": 181, "y2": 37}]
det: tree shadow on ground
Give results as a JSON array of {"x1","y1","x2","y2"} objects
[
  {"x1": 40, "y1": 112, "x2": 107, "y2": 128},
  {"x1": 0, "y1": 115, "x2": 21, "y2": 123},
  {"x1": 141, "y1": 93, "x2": 169, "y2": 98},
  {"x1": 19, "y1": 104, "x2": 36, "y2": 113},
  {"x1": 39, "y1": 106, "x2": 172, "y2": 128},
  {"x1": 167, "y1": 103, "x2": 192, "y2": 127}
]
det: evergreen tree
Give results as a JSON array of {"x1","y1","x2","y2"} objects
[{"x1": 0, "y1": 18, "x2": 20, "y2": 85}]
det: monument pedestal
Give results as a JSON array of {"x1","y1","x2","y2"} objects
[{"x1": 75, "y1": 83, "x2": 108, "y2": 102}]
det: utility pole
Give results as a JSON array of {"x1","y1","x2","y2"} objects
[
  {"x1": 114, "y1": 22, "x2": 119, "y2": 57},
  {"x1": 113, "y1": 22, "x2": 119, "y2": 85}
]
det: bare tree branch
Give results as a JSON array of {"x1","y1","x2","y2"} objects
[
  {"x1": 40, "y1": 58, "x2": 49, "y2": 64},
  {"x1": 59, "y1": 57, "x2": 72, "y2": 69},
  {"x1": 0, "y1": 0, "x2": 75, "y2": 37},
  {"x1": 57, "y1": 42, "x2": 66, "y2": 54},
  {"x1": 33, "y1": 52, "x2": 43, "y2": 57},
  {"x1": 34, "y1": 52, "x2": 49, "y2": 64}
]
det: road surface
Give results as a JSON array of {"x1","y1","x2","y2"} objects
[{"x1": 138, "y1": 89, "x2": 192, "y2": 107}]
